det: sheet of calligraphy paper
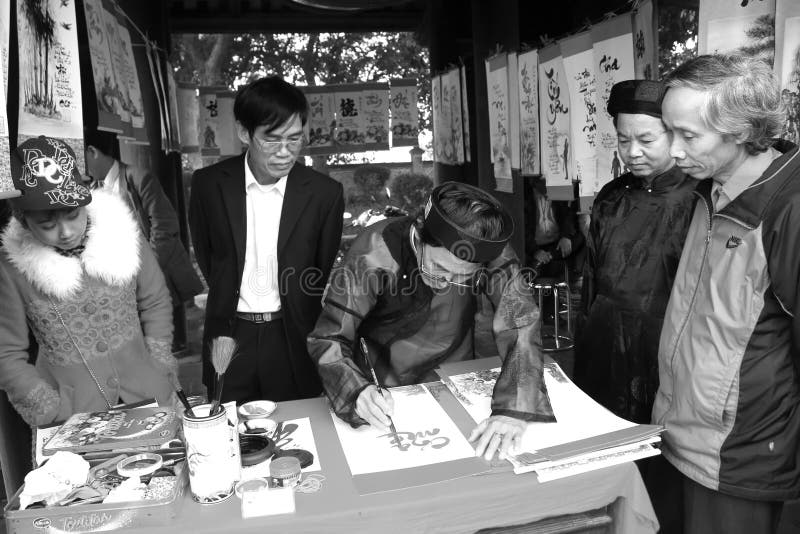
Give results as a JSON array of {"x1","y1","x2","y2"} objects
[
  {"x1": 631, "y1": 0, "x2": 657, "y2": 81},
  {"x1": 334, "y1": 85, "x2": 366, "y2": 152},
  {"x1": 486, "y1": 54, "x2": 512, "y2": 188},
  {"x1": 538, "y1": 44, "x2": 572, "y2": 200},
  {"x1": 198, "y1": 86, "x2": 224, "y2": 157},
  {"x1": 591, "y1": 17, "x2": 635, "y2": 210},
  {"x1": 460, "y1": 66, "x2": 471, "y2": 162},
  {"x1": 518, "y1": 49, "x2": 541, "y2": 176},
  {"x1": 331, "y1": 384, "x2": 476, "y2": 476},
  {"x1": 562, "y1": 32, "x2": 598, "y2": 205},
  {"x1": 303, "y1": 86, "x2": 337, "y2": 155}
]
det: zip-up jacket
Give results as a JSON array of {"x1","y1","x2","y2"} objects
[{"x1": 653, "y1": 141, "x2": 800, "y2": 501}]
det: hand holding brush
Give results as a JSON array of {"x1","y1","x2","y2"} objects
[{"x1": 209, "y1": 336, "x2": 238, "y2": 416}]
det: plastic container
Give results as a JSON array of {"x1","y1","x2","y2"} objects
[{"x1": 269, "y1": 456, "x2": 302, "y2": 488}]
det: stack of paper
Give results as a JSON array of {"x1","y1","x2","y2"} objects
[{"x1": 440, "y1": 360, "x2": 663, "y2": 482}]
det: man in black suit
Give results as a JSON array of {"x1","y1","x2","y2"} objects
[{"x1": 189, "y1": 77, "x2": 344, "y2": 403}]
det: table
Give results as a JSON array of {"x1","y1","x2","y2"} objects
[{"x1": 128, "y1": 384, "x2": 658, "y2": 534}]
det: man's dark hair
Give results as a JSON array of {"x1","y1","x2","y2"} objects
[
  {"x1": 83, "y1": 129, "x2": 118, "y2": 157},
  {"x1": 234, "y1": 76, "x2": 309, "y2": 137},
  {"x1": 418, "y1": 182, "x2": 506, "y2": 245}
]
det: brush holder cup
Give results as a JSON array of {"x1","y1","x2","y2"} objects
[{"x1": 183, "y1": 403, "x2": 241, "y2": 504}]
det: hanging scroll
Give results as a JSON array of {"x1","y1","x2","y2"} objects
[
  {"x1": 390, "y1": 78, "x2": 419, "y2": 148},
  {"x1": 303, "y1": 86, "x2": 337, "y2": 155},
  {"x1": 116, "y1": 15, "x2": 147, "y2": 144},
  {"x1": 334, "y1": 85, "x2": 366, "y2": 152},
  {"x1": 441, "y1": 68, "x2": 464, "y2": 165},
  {"x1": 562, "y1": 32, "x2": 598, "y2": 210},
  {"x1": 507, "y1": 52, "x2": 520, "y2": 170},
  {"x1": 0, "y1": 0, "x2": 10, "y2": 100},
  {"x1": 518, "y1": 49, "x2": 541, "y2": 176},
  {"x1": 17, "y1": 0, "x2": 84, "y2": 172},
  {"x1": 165, "y1": 60, "x2": 182, "y2": 152},
  {"x1": 538, "y1": 44, "x2": 572, "y2": 201},
  {"x1": 101, "y1": 0, "x2": 131, "y2": 139},
  {"x1": 699, "y1": 0, "x2": 776, "y2": 63},
  {"x1": 177, "y1": 82, "x2": 199, "y2": 153},
  {"x1": 460, "y1": 67, "x2": 471, "y2": 162},
  {"x1": 362, "y1": 83, "x2": 390, "y2": 151},
  {"x1": 632, "y1": 0, "x2": 657, "y2": 81},
  {"x1": 777, "y1": 0, "x2": 800, "y2": 145},
  {"x1": 591, "y1": 16, "x2": 635, "y2": 211},
  {"x1": 83, "y1": 0, "x2": 123, "y2": 133},
  {"x1": 199, "y1": 86, "x2": 223, "y2": 158},
  {"x1": 431, "y1": 75, "x2": 444, "y2": 162},
  {"x1": 486, "y1": 54, "x2": 512, "y2": 190}
]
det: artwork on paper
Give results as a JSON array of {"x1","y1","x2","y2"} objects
[
  {"x1": 460, "y1": 67, "x2": 471, "y2": 162},
  {"x1": 518, "y1": 49, "x2": 541, "y2": 176},
  {"x1": 562, "y1": 33, "x2": 598, "y2": 203},
  {"x1": 116, "y1": 18, "x2": 147, "y2": 143},
  {"x1": 431, "y1": 75, "x2": 444, "y2": 162},
  {"x1": 486, "y1": 54, "x2": 513, "y2": 187},
  {"x1": 334, "y1": 86, "x2": 366, "y2": 151},
  {"x1": 699, "y1": 0, "x2": 775, "y2": 64},
  {"x1": 362, "y1": 83, "x2": 390, "y2": 150},
  {"x1": 101, "y1": 0, "x2": 132, "y2": 139},
  {"x1": 439, "y1": 68, "x2": 464, "y2": 165},
  {"x1": 776, "y1": 0, "x2": 800, "y2": 146},
  {"x1": 214, "y1": 91, "x2": 241, "y2": 156},
  {"x1": 199, "y1": 87, "x2": 222, "y2": 156},
  {"x1": 177, "y1": 82, "x2": 199, "y2": 151},
  {"x1": 144, "y1": 41, "x2": 168, "y2": 151},
  {"x1": 632, "y1": 0, "x2": 657, "y2": 81},
  {"x1": 241, "y1": 417, "x2": 322, "y2": 480},
  {"x1": 442, "y1": 368, "x2": 500, "y2": 424},
  {"x1": 303, "y1": 87, "x2": 337, "y2": 155},
  {"x1": 507, "y1": 52, "x2": 520, "y2": 170},
  {"x1": 0, "y1": 0, "x2": 10, "y2": 100},
  {"x1": 0, "y1": 60, "x2": 12, "y2": 197},
  {"x1": 591, "y1": 16, "x2": 635, "y2": 207},
  {"x1": 17, "y1": 0, "x2": 84, "y2": 171},
  {"x1": 331, "y1": 384, "x2": 476, "y2": 476},
  {"x1": 83, "y1": 0, "x2": 123, "y2": 133},
  {"x1": 390, "y1": 78, "x2": 419, "y2": 147},
  {"x1": 538, "y1": 45, "x2": 572, "y2": 199}
]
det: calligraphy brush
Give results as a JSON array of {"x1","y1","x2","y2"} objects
[
  {"x1": 359, "y1": 337, "x2": 399, "y2": 438},
  {"x1": 209, "y1": 336, "x2": 238, "y2": 416},
  {"x1": 168, "y1": 371, "x2": 196, "y2": 418}
]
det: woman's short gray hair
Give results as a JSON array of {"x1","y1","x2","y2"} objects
[{"x1": 665, "y1": 54, "x2": 785, "y2": 154}]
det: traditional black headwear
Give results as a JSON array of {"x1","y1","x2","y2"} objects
[
  {"x1": 10, "y1": 136, "x2": 91, "y2": 211},
  {"x1": 422, "y1": 182, "x2": 514, "y2": 264},
  {"x1": 607, "y1": 79, "x2": 667, "y2": 119}
]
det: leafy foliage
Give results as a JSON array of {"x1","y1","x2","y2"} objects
[{"x1": 658, "y1": 5, "x2": 698, "y2": 78}]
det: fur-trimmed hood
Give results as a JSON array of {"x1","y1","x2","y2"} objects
[{"x1": 1, "y1": 190, "x2": 141, "y2": 300}]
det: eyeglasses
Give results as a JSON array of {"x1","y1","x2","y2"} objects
[
  {"x1": 419, "y1": 244, "x2": 475, "y2": 288},
  {"x1": 252, "y1": 136, "x2": 305, "y2": 153}
]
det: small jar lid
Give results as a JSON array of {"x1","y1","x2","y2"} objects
[
  {"x1": 235, "y1": 478, "x2": 269, "y2": 497},
  {"x1": 270, "y1": 456, "x2": 301, "y2": 478}
]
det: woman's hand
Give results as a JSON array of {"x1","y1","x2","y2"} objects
[
  {"x1": 469, "y1": 415, "x2": 527, "y2": 461},
  {"x1": 355, "y1": 385, "x2": 395, "y2": 431}
]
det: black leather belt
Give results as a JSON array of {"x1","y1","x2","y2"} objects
[{"x1": 236, "y1": 311, "x2": 283, "y2": 323}]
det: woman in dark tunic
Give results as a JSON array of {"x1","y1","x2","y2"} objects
[{"x1": 573, "y1": 80, "x2": 696, "y2": 423}]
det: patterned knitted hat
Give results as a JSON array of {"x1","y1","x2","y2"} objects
[{"x1": 10, "y1": 136, "x2": 92, "y2": 211}]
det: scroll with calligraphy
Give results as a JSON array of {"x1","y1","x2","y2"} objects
[
  {"x1": 390, "y1": 78, "x2": 419, "y2": 148},
  {"x1": 83, "y1": 0, "x2": 123, "y2": 134},
  {"x1": 198, "y1": 86, "x2": 223, "y2": 158},
  {"x1": 562, "y1": 32, "x2": 598, "y2": 209},
  {"x1": 17, "y1": 0, "x2": 84, "y2": 173},
  {"x1": 334, "y1": 84, "x2": 366, "y2": 153},
  {"x1": 699, "y1": 0, "x2": 775, "y2": 63},
  {"x1": 486, "y1": 54, "x2": 512, "y2": 190},
  {"x1": 460, "y1": 67, "x2": 471, "y2": 162},
  {"x1": 441, "y1": 67, "x2": 464, "y2": 165},
  {"x1": 631, "y1": 0, "x2": 657, "y2": 81},
  {"x1": 1, "y1": 0, "x2": 10, "y2": 100},
  {"x1": 100, "y1": 0, "x2": 132, "y2": 140},
  {"x1": 538, "y1": 44, "x2": 573, "y2": 200},
  {"x1": 591, "y1": 16, "x2": 635, "y2": 211},
  {"x1": 362, "y1": 83, "x2": 390, "y2": 151},
  {"x1": 431, "y1": 75, "x2": 444, "y2": 162},
  {"x1": 303, "y1": 86, "x2": 337, "y2": 155},
  {"x1": 776, "y1": 0, "x2": 800, "y2": 146},
  {"x1": 0, "y1": 0, "x2": 12, "y2": 199},
  {"x1": 116, "y1": 13, "x2": 148, "y2": 144},
  {"x1": 518, "y1": 49, "x2": 541, "y2": 176}
]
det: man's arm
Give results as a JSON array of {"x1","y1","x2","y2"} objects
[
  {"x1": 188, "y1": 171, "x2": 212, "y2": 281},
  {"x1": 307, "y1": 230, "x2": 389, "y2": 426},
  {"x1": 581, "y1": 210, "x2": 600, "y2": 318},
  {"x1": 764, "y1": 196, "x2": 800, "y2": 359},
  {"x1": 130, "y1": 168, "x2": 181, "y2": 258},
  {"x1": 485, "y1": 245, "x2": 555, "y2": 422}
]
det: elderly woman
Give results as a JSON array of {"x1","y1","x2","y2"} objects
[
  {"x1": 652, "y1": 54, "x2": 800, "y2": 534},
  {"x1": 0, "y1": 136, "x2": 177, "y2": 427}
]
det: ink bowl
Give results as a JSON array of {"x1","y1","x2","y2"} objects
[
  {"x1": 238, "y1": 418, "x2": 278, "y2": 437},
  {"x1": 238, "y1": 400, "x2": 277, "y2": 420}
]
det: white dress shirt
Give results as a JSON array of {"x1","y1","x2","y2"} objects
[
  {"x1": 237, "y1": 153, "x2": 286, "y2": 313},
  {"x1": 99, "y1": 160, "x2": 123, "y2": 196}
]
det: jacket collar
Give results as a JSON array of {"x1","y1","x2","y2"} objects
[
  {"x1": 622, "y1": 164, "x2": 689, "y2": 194},
  {"x1": 1, "y1": 191, "x2": 141, "y2": 300}
]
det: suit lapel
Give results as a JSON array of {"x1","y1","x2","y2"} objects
[
  {"x1": 278, "y1": 164, "x2": 312, "y2": 254},
  {"x1": 218, "y1": 155, "x2": 248, "y2": 273}
]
